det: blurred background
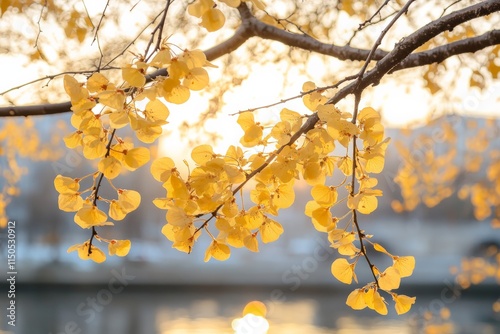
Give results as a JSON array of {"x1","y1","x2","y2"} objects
[{"x1": 0, "y1": 113, "x2": 499, "y2": 333}]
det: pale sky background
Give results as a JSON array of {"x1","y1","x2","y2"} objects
[{"x1": 0, "y1": 0, "x2": 498, "y2": 160}]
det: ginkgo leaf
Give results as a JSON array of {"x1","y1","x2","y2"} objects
[
  {"x1": 98, "y1": 156, "x2": 122, "y2": 179},
  {"x1": 373, "y1": 243, "x2": 392, "y2": 256},
  {"x1": 108, "y1": 239, "x2": 131, "y2": 256},
  {"x1": 162, "y1": 78, "x2": 191, "y2": 104},
  {"x1": 109, "y1": 110, "x2": 129, "y2": 129},
  {"x1": 192, "y1": 144, "x2": 215, "y2": 165},
  {"x1": 393, "y1": 294, "x2": 416, "y2": 315},
  {"x1": 311, "y1": 185, "x2": 338, "y2": 207},
  {"x1": 244, "y1": 234, "x2": 259, "y2": 252},
  {"x1": 122, "y1": 66, "x2": 146, "y2": 88},
  {"x1": 183, "y1": 67, "x2": 209, "y2": 90},
  {"x1": 82, "y1": 135, "x2": 107, "y2": 160},
  {"x1": 331, "y1": 258, "x2": 354, "y2": 284},
  {"x1": 87, "y1": 72, "x2": 111, "y2": 93},
  {"x1": 166, "y1": 206, "x2": 192, "y2": 227},
  {"x1": 237, "y1": 112, "x2": 263, "y2": 147},
  {"x1": 337, "y1": 156, "x2": 353, "y2": 176},
  {"x1": 151, "y1": 157, "x2": 176, "y2": 182},
  {"x1": 187, "y1": 0, "x2": 213, "y2": 17},
  {"x1": 98, "y1": 90, "x2": 126, "y2": 110},
  {"x1": 201, "y1": 8, "x2": 225, "y2": 32},
  {"x1": 378, "y1": 266, "x2": 401, "y2": 291},
  {"x1": 346, "y1": 289, "x2": 367, "y2": 310},
  {"x1": 109, "y1": 200, "x2": 127, "y2": 221},
  {"x1": 372, "y1": 290, "x2": 388, "y2": 315},
  {"x1": 260, "y1": 219, "x2": 284, "y2": 243},
  {"x1": 144, "y1": 99, "x2": 170, "y2": 122},
  {"x1": 132, "y1": 119, "x2": 163, "y2": 143},
  {"x1": 204, "y1": 240, "x2": 231, "y2": 262},
  {"x1": 393, "y1": 256, "x2": 416, "y2": 278},
  {"x1": 58, "y1": 193, "x2": 84, "y2": 212},
  {"x1": 123, "y1": 147, "x2": 150, "y2": 170},
  {"x1": 150, "y1": 48, "x2": 172, "y2": 67},
  {"x1": 64, "y1": 75, "x2": 88, "y2": 103},
  {"x1": 64, "y1": 131, "x2": 83, "y2": 148},
  {"x1": 74, "y1": 205, "x2": 108, "y2": 229},
  {"x1": 302, "y1": 81, "x2": 326, "y2": 111},
  {"x1": 118, "y1": 189, "x2": 141, "y2": 213},
  {"x1": 68, "y1": 242, "x2": 106, "y2": 263},
  {"x1": 54, "y1": 175, "x2": 79, "y2": 194}
]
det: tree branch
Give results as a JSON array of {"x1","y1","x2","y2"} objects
[
  {"x1": 393, "y1": 29, "x2": 500, "y2": 71},
  {"x1": 281, "y1": 0, "x2": 500, "y2": 150},
  {"x1": 0, "y1": 0, "x2": 498, "y2": 117}
]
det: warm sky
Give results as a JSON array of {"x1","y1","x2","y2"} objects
[{"x1": 0, "y1": 0, "x2": 499, "y2": 159}]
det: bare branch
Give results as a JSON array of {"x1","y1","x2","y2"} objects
[
  {"x1": 0, "y1": 0, "x2": 498, "y2": 118},
  {"x1": 393, "y1": 29, "x2": 500, "y2": 71}
]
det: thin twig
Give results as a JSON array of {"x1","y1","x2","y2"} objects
[
  {"x1": 34, "y1": 0, "x2": 47, "y2": 49},
  {"x1": 144, "y1": 0, "x2": 172, "y2": 62},
  {"x1": 91, "y1": 0, "x2": 111, "y2": 46},
  {"x1": 230, "y1": 75, "x2": 358, "y2": 115},
  {"x1": 347, "y1": 0, "x2": 391, "y2": 45},
  {"x1": 87, "y1": 128, "x2": 116, "y2": 255}
]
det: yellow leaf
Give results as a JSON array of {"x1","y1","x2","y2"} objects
[
  {"x1": 118, "y1": 189, "x2": 141, "y2": 213},
  {"x1": 237, "y1": 112, "x2": 263, "y2": 147},
  {"x1": 64, "y1": 75, "x2": 88, "y2": 103},
  {"x1": 144, "y1": 99, "x2": 170, "y2": 122},
  {"x1": 393, "y1": 294, "x2": 416, "y2": 315},
  {"x1": 122, "y1": 66, "x2": 146, "y2": 88},
  {"x1": 109, "y1": 110, "x2": 129, "y2": 129},
  {"x1": 54, "y1": 175, "x2": 79, "y2": 194},
  {"x1": 331, "y1": 258, "x2": 354, "y2": 284},
  {"x1": 98, "y1": 156, "x2": 122, "y2": 179},
  {"x1": 260, "y1": 218, "x2": 283, "y2": 243},
  {"x1": 187, "y1": 0, "x2": 213, "y2": 17},
  {"x1": 87, "y1": 72, "x2": 112, "y2": 93},
  {"x1": 82, "y1": 135, "x2": 107, "y2": 160},
  {"x1": 64, "y1": 131, "x2": 83, "y2": 148},
  {"x1": 337, "y1": 156, "x2": 353, "y2": 176},
  {"x1": 311, "y1": 185, "x2": 338, "y2": 207},
  {"x1": 162, "y1": 78, "x2": 191, "y2": 104},
  {"x1": 192, "y1": 144, "x2": 215, "y2": 165},
  {"x1": 150, "y1": 49, "x2": 172, "y2": 67},
  {"x1": 346, "y1": 289, "x2": 367, "y2": 310},
  {"x1": 108, "y1": 239, "x2": 131, "y2": 256},
  {"x1": 183, "y1": 67, "x2": 209, "y2": 90},
  {"x1": 302, "y1": 81, "x2": 326, "y2": 111},
  {"x1": 151, "y1": 157, "x2": 176, "y2": 182},
  {"x1": 201, "y1": 8, "x2": 225, "y2": 32},
  {"x1": 378, "y1": 266, "x2": 401, "y2": 291},
  {"x1": 166, "y1": 206, "x2": 192, "y2": 227},
  {"x1": 244, "y1": 234, "x2": 259, "y2": 252},
  {"x1": 204, "y1": 241, "x2": 231, "y2": 262},
  {"x1": 68, "y1": 242, "x2": 106, "y2": 263},
  {"x1": 393, "y1": 256, "x2": 415, "y2": 278},
  {"x1": 109, "y1": 200, "x2": 127, "y2": 220},
  {"x1": 98, "y1": 90, "x2": 126, "y2": 110},
  {"x1": 74, "y1": 205, "x2": 108, "y2": 229},
  {"x1": 373, "y1": 243, "x2": 391, "y2": 256},
  {"x1": 123, "y1": 147, "x2": 150, "y2": 170},
  {"x1": 58, "y1": 193, "x2": 84, "y2": 212}
]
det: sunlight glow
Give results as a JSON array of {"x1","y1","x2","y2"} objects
[{"x1": 232, "y1": 314, "x2": 270, "y2": 334}]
